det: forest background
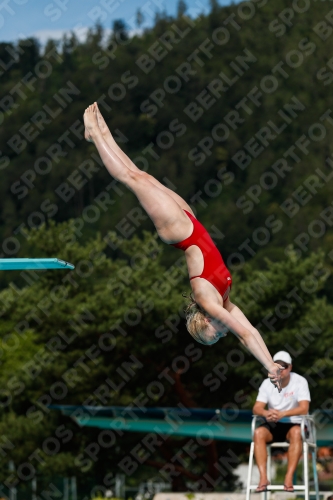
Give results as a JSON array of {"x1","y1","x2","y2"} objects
[{"x1": 0, "y1": 0, "x2": 333, "y2": 495}]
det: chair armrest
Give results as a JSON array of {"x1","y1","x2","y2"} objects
[
  {"x1": 251, "y1": 415, "x2": 317, "y2": 446},
  {"x1": 300, "y1": 415, "x2": 317, "y2": 445}
]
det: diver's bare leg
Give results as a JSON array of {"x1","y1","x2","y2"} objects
[
  {"x1": 95, "y1": 103, "x2": 194, "y2": 215},
  {"x1": 83, "y1": 104, "x2": 192, "y2": 243}
]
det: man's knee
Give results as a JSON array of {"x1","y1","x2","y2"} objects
[
  {"x1": 287, "y1": 425, "x2": 302, "y2": 442},
  {"x1": 254, "y1": 427, "x2": 271, "y2": 442}
]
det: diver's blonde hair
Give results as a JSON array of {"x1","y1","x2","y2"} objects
[{"x1": 184, "y1": 294, "x2": 208, "y2": 344}]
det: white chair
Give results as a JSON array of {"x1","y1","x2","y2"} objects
[{"x1": 246, "y1": 415, "x2": 319, "y2": 500}]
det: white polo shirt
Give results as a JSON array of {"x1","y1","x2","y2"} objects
[{"x1": 256, "y1": 372, "x2": 311, "y2": 423}]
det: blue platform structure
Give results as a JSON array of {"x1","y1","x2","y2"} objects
[
  {"x1": 50, "y1": 406, "x2": 333, "y2": 446},
  {"x1": 0, "y1": 258, "x2": 75, "y2": 270}
]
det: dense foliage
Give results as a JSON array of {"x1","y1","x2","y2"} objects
[
  {"x1": 1, "y1": 0, "x2": 333, "y2": 269},
  {"x1": 1, "y1": 0, "x2": 333, "y2": 493},
  {"x1": 0, "y1": 222, "x2": 331, "y2": 491}
]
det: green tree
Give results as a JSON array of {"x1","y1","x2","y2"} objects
[
  {"x1": 136, "y1": 9, "x2": 144, "y2": 28},
  {"x1": 1, "y1": 0, "x2": 333, "y2": 270},
  {"x1": 177, "y1": 0, "x2": 187, "y2": 17},
  {"x1": 0, "y1": 223, "x2": 332, "y2": 490},
  {"x1": 112, "y1": 20, "x2": 128, "y2": 42}
]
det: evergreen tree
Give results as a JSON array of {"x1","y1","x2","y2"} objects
[
  {"x1": 177, "y1": 0, "x2": 187, "y2": 17},
  {"x1": 0, "y1": 223, "x2": 331, "y2": 489},
  {"x1": 112, "y1": 19, "x2": 128, "y2": 42},
  {"x1": 136, "y1": 8, "x2": 144, "y2": 28}
]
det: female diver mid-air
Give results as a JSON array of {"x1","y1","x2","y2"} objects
[{"x1": 83, "y1": 102, "x2": 282, "y2": 390}]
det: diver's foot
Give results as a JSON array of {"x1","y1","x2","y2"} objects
[
  {"x1": 95, "y1": 102, "x2": 112, "y2": 138},
  {"x1": 83, "y1": 104, "x2": 99, "y2": 142}
]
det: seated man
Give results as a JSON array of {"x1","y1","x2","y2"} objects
[{"x1": 253, "y1": 351, "x2": 310, "y2": 493}]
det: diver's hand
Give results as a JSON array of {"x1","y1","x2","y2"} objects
[{"x1": 268, "y1": 363, "x2": 283, "y2": 392}]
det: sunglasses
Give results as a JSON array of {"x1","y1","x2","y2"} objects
[{"x1": 276, "y1": 362, "x2": 290, "y2": 369}]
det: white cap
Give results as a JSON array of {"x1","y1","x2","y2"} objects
[{"x1": 273, "y1": 351, "x2": 292, "y2": 364}]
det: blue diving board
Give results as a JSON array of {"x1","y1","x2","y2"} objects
[
  {"x1": 50, "y1": 406, "x2": 333, "y2": 445},
  {"x1": 0, "y1": 258, "x2": 75, "y2": 270}
]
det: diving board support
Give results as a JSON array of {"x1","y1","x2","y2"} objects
[{"x1": 0, "y1": 258, "x2": 75, "y2": 270}]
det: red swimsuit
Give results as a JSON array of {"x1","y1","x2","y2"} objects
[{"x1": 172, "y1": 210, "x2": 232, "y2": 300}]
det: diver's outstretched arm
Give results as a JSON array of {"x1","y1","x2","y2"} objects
[
  {"x1": 225, "y1": 301, "x2": 273, "y2": 362},
  {"x1": 199, "y1": 299, "x2": 282, "y2": 390}
]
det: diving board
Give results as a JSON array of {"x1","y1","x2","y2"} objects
[
  {"x1": 0, "y1": 258, "x2": 75, "y2": 270},
  {"x1": 49, "y1": 406, "x2": 333, "y2": 445}
]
